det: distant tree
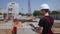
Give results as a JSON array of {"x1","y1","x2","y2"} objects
[
  {"x1": 25, "y1": 13, "x2": 28, "y2": 16},
  {"x1": 33, "y1": 10, "x2": 42, "y2": 16},
  {"x1": 19, "y1": 12, "x2": 26, "y2": 16},
  {"x1": 19, "y1": 12, "x2": 22, "y2": 15},
  {"x1": 21, "y1": 14, "x2": 26, "y2": 16},
  {"x1": 51, "y1": 11, "x2": 60, "y2": 15}
]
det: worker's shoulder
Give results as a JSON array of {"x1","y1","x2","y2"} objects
[
  {"x1": 41, "y1": 16, "x2": 53, "y2": 20},
  {"x1": 44, "y1": 16, "x2": 53, "y2": 18}
]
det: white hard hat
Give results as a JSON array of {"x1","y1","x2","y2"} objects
[{"x1": 41, "y1": 4, "x2": 50, "y2": 9}]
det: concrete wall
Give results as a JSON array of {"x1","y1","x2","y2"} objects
[
  {"x1": 0, "y1": 20, "x2": 60, "y2": 34},
  {"x1": 0, "y1": 29, "x2": 11, "y2": 34}
]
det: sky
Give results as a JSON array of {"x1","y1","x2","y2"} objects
[{"x1": 0, "y1": 0, "x2": 60, "y2": 14}]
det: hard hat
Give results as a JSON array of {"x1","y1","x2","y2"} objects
[{"x1": 41, "y1": 4, "x2": 50, "y2": 9}]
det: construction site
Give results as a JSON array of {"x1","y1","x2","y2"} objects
[{"x1": 0, "y1": 0, "x2": 60, "y2": 34}]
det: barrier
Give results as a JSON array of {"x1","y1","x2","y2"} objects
[{"x1": 0, "y1": 20, "x2": 60, "y2": 34}]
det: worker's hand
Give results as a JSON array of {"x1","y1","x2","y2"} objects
[
  {"x1": 31, "y1": 28, "x2": 36, "y2": 32},
  {"x1": 31, "y1": 27, "x2": 40, "y2": 33}
]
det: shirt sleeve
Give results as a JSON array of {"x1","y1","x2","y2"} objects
[{"x1": 38, "y1": 18, "x2": 45, "y2": 27}]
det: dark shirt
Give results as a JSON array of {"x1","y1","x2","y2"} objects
[
  {"x1": 12, "y1": 27, "x2": 17, "y2": 34},
  {"x1": 38, "y1": 16, "x2": 54, "y2": 34}
]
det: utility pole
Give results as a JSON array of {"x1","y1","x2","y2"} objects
[{"x1": 28, "y1": 0, "x2": 31, "y2": 15}]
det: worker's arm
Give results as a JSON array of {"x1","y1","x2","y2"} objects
[
  {"x1": 31, "y1": 26, "x2": 43, "y2": 34},
  {"x1": 38, "y1": 18, "x2": 45, "y2": 34},
  {"x1": 11, "y1": 26, "x2": 15, "y2": 32}
]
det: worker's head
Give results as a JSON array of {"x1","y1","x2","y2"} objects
[
  {"x1": 40, "y1": 4, "x2": 50, "y2": 15},
  {"x1": 40, "y1": 9, "x2": 49, "y2": 15},
  {"x1": 13, "y1": 19, "x2": 18, "y2": 24}
]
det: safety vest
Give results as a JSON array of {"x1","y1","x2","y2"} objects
[{"x1": 11, "y1": 23, "x2": 19, "y2": 32}]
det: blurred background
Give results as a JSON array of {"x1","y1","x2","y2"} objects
[{"x1": 0, "y1": 0, "x2": 60, "y2": 34}]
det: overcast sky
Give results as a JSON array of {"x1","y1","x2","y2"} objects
[{"x1": 0, "y1": 0, "x2": 60, "y2": 13}]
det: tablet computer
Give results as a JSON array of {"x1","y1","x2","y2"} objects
[{"x1": 29, "y1": 24, "x2": 36, "y2": 29}]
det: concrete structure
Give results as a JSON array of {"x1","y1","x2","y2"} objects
[
  {"x1": 0, "y1": 8, "x2": 4, "y2": 20},
  {"x1": 7, "y1": 2, "x2": 19, "y2": 20},
  {"x1": 7, "y1": 2, "x2": 19, "y2": 14}
]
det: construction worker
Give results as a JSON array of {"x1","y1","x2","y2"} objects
[
  {"x1": 11, "y1": 19, "x2": 19, "y2": 34},
  {"x1": 32, "y1": 4, "x2": 54, "y2": 34}
]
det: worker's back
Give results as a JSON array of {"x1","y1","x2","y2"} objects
[{"x1": 41, "y1": 16, "x2": 54, "y2": 34}]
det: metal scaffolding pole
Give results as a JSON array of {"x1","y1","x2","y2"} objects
[{"x1": 28, "y1": 0, "x2": 31, "y2": 14}]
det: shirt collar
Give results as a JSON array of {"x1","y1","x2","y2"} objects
[{"x1": 44, "y1": 13, "x2": 49, "y2": 16}]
